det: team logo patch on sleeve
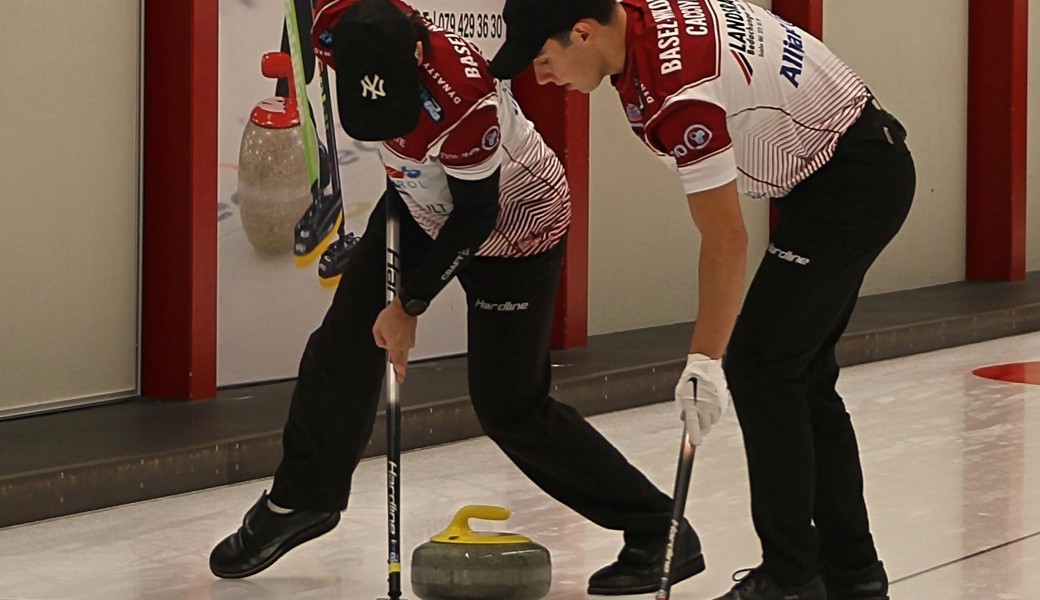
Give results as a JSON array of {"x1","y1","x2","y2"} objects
[
  {"x1": 684, "y1": 124, "x2": 713, "y2": 150},
  {"x1": 481, "y1": 126, "x2": 501, "y2": 151}
]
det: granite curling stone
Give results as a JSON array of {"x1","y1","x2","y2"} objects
[
  {"x1": 411, "y1": 505, "x2": 551, "y2": 600},
  {"x1": 237, "y1": 52, "x2": 312, "y2": 255}
]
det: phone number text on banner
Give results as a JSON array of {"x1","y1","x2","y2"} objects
[
  {"x1": 413, "y1": 0, "x2": 507, "y2": 57},
  {"x1": 423, "y1": 10, "x2": 504, "y2": 40}
]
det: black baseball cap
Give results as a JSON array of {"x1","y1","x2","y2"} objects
[
  {"x1": 488, "y1": 0, "x2": 591, "y2": 80},
  {"x1": 332, "y1": 0, "x2": 421, "y2": 141}
]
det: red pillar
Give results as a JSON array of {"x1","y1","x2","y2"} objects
[
  {"x1": 141, "y1": 0, "x2": 219, "y2": 399},
  {"x1": 771, "y1": 0, "x2": 824, "y2": 38},
  {"x1": 966, "y1": 0, "x2": 1028, "y2": 281},
  {"x1": 511, "y1": 73, "x2": 590, "y2": 348}
]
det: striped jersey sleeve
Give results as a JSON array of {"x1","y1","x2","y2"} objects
[{"x1": 476, "y1": 82, "x2": 570, "y2": 258}]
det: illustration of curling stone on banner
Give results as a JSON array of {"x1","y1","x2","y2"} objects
[
  {"x1": 236, "y1": 52, "x2": 314, "y2": 255},
  {"x1": 411, "y1": 505, "x2": 551, "y2": 600}
]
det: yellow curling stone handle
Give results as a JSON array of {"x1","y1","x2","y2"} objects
[{"x1": 430, "y1": 505, "x2": 533, "y2": 545}]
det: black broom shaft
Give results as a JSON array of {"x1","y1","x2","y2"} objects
[
  {"x1": 656, "y1": 423, "x2": 696, "y2": 600},
  {"x1": 384, "y1": 198, "x2": 404, "y2": 600}
]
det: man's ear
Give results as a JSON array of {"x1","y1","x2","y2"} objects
[
  {"x1": 575, "y1": 21, "x2": 593, "y2": 42},
  {"x1": 415, "y1": 40, "x2": 424, "y2": 63}
]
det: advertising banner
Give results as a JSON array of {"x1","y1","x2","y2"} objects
[{"x1": 217, "y1": 0, "x2": 505, "y2": 386}]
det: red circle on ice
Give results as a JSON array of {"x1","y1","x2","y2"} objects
[{"x1": 972, "y1": 361, "x2": 1040, "y2": 385}]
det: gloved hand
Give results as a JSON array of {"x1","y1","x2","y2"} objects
[{"x1": 674, "y1": 353, "x2": 730, "y2": 445}]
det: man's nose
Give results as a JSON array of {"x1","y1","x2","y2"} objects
[{"x1": 534, "y1": 66, "x2": 554, "y2": 86}]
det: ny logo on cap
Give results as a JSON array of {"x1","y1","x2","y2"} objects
[{"x1": 361, "y1": 74, "x2": 386, "y2": 100}]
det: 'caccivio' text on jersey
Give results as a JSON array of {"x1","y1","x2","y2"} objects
[{"x1": 648, "y1": 0, "x2": 711, "y2": 74}]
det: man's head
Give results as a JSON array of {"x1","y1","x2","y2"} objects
[
  {"x1": 489, "y1": 0, "x2": 622, "y2": 93},
  {"x1": 332, "y1": 0, "x2": 423, "y2": 141}
]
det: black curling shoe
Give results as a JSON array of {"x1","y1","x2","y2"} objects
[
  {"x1": 822, "y1": 560, "x2": 890, "y2": 600},
  {"x1": 712, "y1": 567, "x2": 827, "y2": 600},
  {"x1": 587, "y1": 520, "x2": 706, "y2": 596},
  {"x1": 209, "y1": 491, "x2": 340, "y2": 579}
]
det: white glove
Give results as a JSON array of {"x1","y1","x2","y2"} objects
[{"x1": 674, "y1": 353, "x2": 730, "y2": 446}]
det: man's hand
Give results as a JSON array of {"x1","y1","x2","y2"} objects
[
  {"x1": 674, "y1": 353, "x2": 730, "y2": 445},
  {"x1": 373, "y1": 298, "x2": 418, "y2": 383}
]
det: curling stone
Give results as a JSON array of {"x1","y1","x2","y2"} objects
[
  {"x1": 411, "y1": 505, "x2": 551, "y2": 600},
  {"x1": 236, "y1": 51, "x2": 313, "y2": 254}
]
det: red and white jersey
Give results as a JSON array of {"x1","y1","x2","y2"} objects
[
  {"x1": 614, "y1": 0, "x2": 871, "y2": 199},
  {"x1": 314, "y1": 0, "x2": 570, "y2": 257}
]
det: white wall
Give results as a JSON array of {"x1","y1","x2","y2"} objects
[
  {"x1": 826, "y1": 0, "x2": 969, "y2": 293},
  {"x1": 587, "y1": 0, "x2": 973, "y2": 335},
  {"x1": 0, "y1": 1, "x2": 140, "y2": 415},
  {"x1": 1029, "y1": 0, "x2": 1040, "y2": 271}
]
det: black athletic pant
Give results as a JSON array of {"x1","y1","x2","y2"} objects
[
  {"x1": 723, "y1": 101, "x2": 915, "y2": 586},
  {"x1": 270, "y1": 190, "x2": 674, "y2": 545}
]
